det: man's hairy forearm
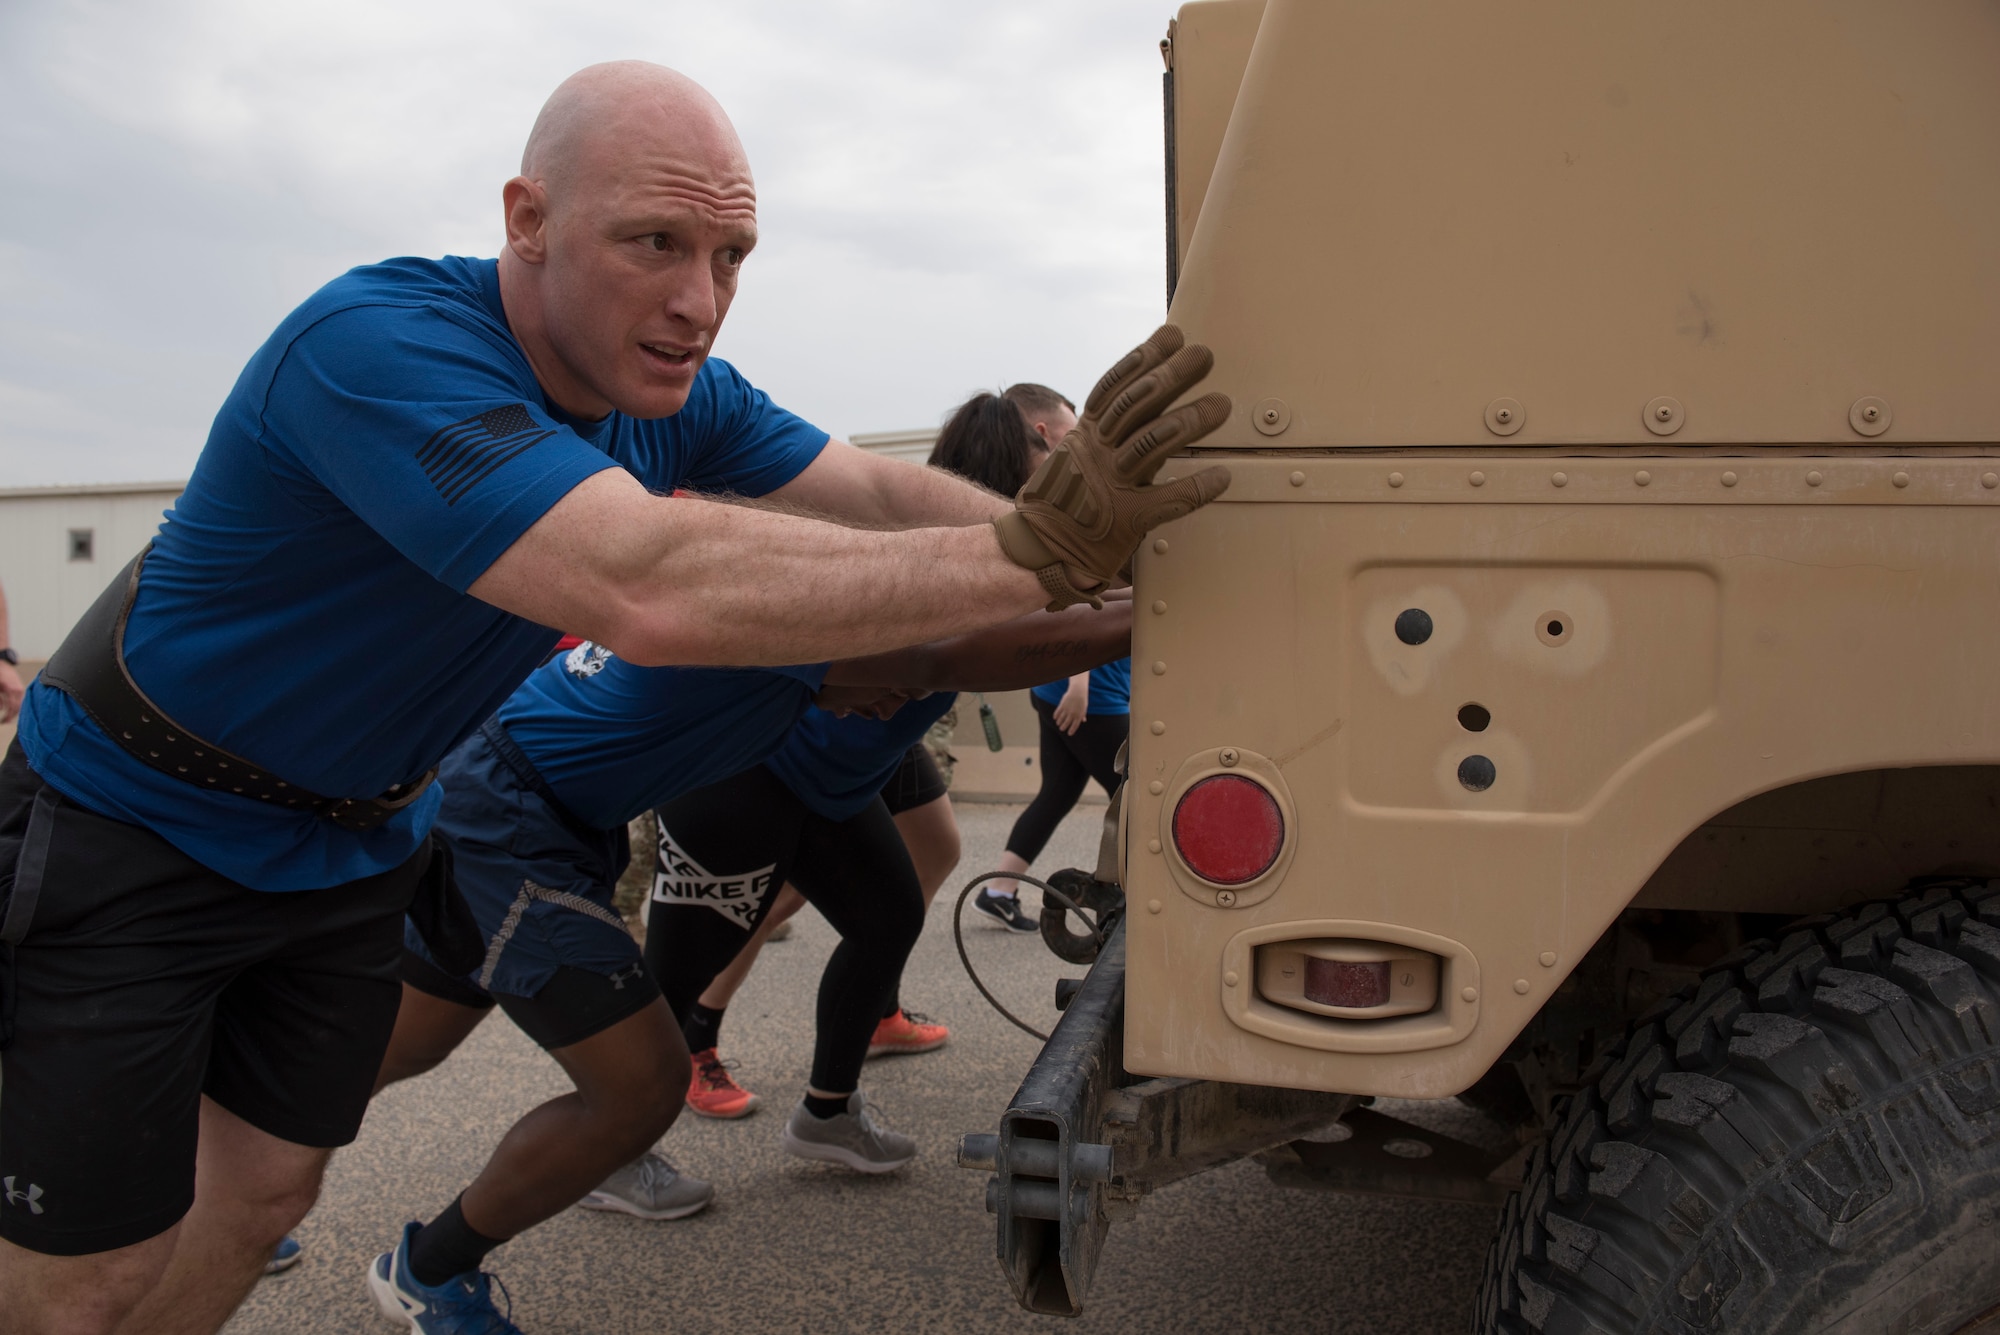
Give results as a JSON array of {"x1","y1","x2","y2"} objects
[
  {"x1": 473, "y1": 468, "x2": 1046, "y2": 665},
  {"x1": 825, "y1": 600, "x2": 1131, "y2": 693},
  {"x1": 609, "y1": 502, "x2": 1044, "y2": 666}
]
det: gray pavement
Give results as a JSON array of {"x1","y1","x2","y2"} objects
[{"x1": 226, "y1": 802, "x2": 1496, "y2": 1335}]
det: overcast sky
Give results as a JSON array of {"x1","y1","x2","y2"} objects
[{"x1": 0, "y1": 0, "x2": 1176, "y2": 486}]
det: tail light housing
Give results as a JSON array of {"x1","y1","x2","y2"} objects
[{"x1": 1255, "y1": 939, "x2": 1440, "y2": 1019}]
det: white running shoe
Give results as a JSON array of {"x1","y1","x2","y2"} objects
[
  {"x1": 779, "y1": 1091, "x2": 916, "y2": 1173},
  {"x1": 578, "y1": 1151, "x2": 714, "y2": 1220}
]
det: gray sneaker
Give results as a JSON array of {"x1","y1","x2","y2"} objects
[
  {"x1": 578, "y1": 1152, "x2": 714, "y2": 1220},
  {"x1": 780, "y1": 1091, "x2": 916, "y2": 1173}
]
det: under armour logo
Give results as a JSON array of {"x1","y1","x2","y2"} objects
[
  {"x1": 4, "y1": 1177, "x2": 44, "y2": 1215},
  {"x1": 608, "y1": 963, "x2": 646, "y2": 991}
]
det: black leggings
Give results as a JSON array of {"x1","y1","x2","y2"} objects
[
  {"x1": 643, "y1": 765, "x2": 923, "y2": 1096},
  {"x1": 1004, "y1": 695, "x2": 1128, "y2": 864}
]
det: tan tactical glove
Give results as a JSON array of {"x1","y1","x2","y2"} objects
[{"x1": 992, "y1": 325, "x2": 1232, "y2": 610}]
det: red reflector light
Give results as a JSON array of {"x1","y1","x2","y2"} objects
[
  {"x1": 1171, "y1": 774, "x2": 1284, "y2": 884},
  {"x1": 1304, "y1": 957, "x2": 1391, "y2": 1009}
]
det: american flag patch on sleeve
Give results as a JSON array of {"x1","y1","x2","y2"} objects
[{"x1": 417, "y1": 404, "x2": 557, "y2": 505}]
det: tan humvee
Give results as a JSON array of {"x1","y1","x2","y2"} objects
[{"x1": 966, "y1": 3, "x2": 2000, "y2": 1329}]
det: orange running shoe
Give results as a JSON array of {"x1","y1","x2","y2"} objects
[
  {"x1": 867, "y1": 1009, "x2": 950, "y2": 1059},
  {"x1": 686, "y1": 1048, "x2": 760, "y2": 1119}
]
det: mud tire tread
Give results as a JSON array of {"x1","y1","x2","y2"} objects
[{"x1": 1474, "y1": 884, "x2": 2000, "y2": 1334}]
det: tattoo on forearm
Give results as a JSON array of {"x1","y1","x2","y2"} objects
[{"x1": 1014, "y1": 639, "x2": 1091, "y2": 662}]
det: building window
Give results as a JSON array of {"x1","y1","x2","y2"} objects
[{"x1": 67, "y1": 529, "x2": 94, "y2": 562}]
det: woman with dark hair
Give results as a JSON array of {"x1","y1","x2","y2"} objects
[
  {"x1": 929, "y1": 385, "x2": 1061, "y2": 495},
  {"x1": 960, "y1": 384, "x2": 1132, "y2": 933}
]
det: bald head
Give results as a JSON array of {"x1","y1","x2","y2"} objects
[
  {"x1": 498, "y1": 62, "x2": 761, "y2": 421},
  {"x1": 521, "y1": 61, "x2": 751, "y2": 215}
]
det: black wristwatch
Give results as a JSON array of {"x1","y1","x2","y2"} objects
[{"x1": 0, "y1": 648, "x2": 17, "y2": 666}]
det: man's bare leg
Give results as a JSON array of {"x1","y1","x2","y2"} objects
[
  {"x1": 892, "y1": 792, "x2": 960, "y2": 907},
  {"x1": 109, "y1": 1099, "x2": 330, "y2": 1335},
  {"x1": 0, "y1": 1226, "x2": 177, "y2": 1335},
  {"x1": 695, "y1": 886, "x2": 806, "y2": 1012},
  {"x1": 375, "y1": 982, "x2": 491, "y2": 1095},
  {"x1": 454, "y1": 997, "x2": 689, "y2": 1241}
]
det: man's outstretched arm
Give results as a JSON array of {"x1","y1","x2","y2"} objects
[
  {"x1": 471, "y1": 325, "x2": 1229, "y2": 668},
  {"x1": 823, "y1": 597, "x2": 1130, "y2": 695},
  {"x1": 767, "y1": 438, "x2": 1010, "y2": 529},
  {"x1": 470, "y1": 470, "x2": 1047, "y2": 666}
]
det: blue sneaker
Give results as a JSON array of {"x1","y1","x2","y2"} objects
[
  {"x1": 367, "y1": 1221, "x2": 521, "y2": 1334},
  {"x1": 263, "y1": 1234, "x2": 303, "y2": 1276}
]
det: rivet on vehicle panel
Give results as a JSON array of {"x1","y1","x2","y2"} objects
[
  {"x1": 1635, "y1": 469, "x2": 1652, "y2": 486},
  {"x1": 1461, "y1": 987, "x2": 1478, "y2": 1003},
  {"x1": 1147, "y1": 899, "x2": 1163, "y2": 914},
  {"x1": 1849, "y1": 396, "x2": 1892, "y2": 437},
  {"x1": 1151, "y1": 661, "x2": 1167, "y2": 676},
  {"x1": 1388, "y1": 471, "x2": 1405, "y2": 488},
  {"x1": 1289, "y1": 470, "x2": 1306, "y2": 487},
  {"x1": 1252, "y1": 398, "x2": 1291, "y2": 436},
  {"x1": 1643, "y1": 396, "x2": 1684, "y2": 436},
  {"x1": 1984, "y1": 474, "x2": 1999, "y2": 490},
  {"x1": 1153, "y1": 538, "x2": 1169, "y2": 554},
  {"x1": 1513, "y1": 978, "x2": 1531, "y2": 995},
  {"x1": 1218, "y1": 747, "x2": 1239, "y2": 767},
  {"x1": 1215, "y1": 890, "x2": 1237, "y2": 908},
  {"x1": 1150, "y1": 720, "x2": 1166, "y2": 736},
  {"x1": 1152, "y1": 599, "x2": 1167, "y2": 614},
  {"x1": 1807, "y1": 470, "x2": 1823, "y2": 487},
  {"x1": 1148, "y1": 838, "x2": 1162, "y2": 854},
  {"x1": 1148, "y1": 780, "x2": 1164, "y2": 795},
  {"x1": 1721, "y1": 471, "x2": 1738, "y2": 488},
  {"x1": 1469, "y1": 470, "x2": 1486, "y2": 487},
  {"x1": 1893, "y1": 471, "x2": 1911, "y2": 488},
  {"x1": 1394, "y1": 608, "x2": 1433, "y2": 645},
  {"x1": 1484, "y1": 397, "x2": 1525, "y2": 437},
  {"x1": 1538, "y1": 951, "x2": 1557, "y2": 968},
  {"x1": 1551, "y1": 471, "x2": 1568, "y2": 488},
  {"x1": 1224, "y1": 971, "x2": 1240, "y2": 987}
]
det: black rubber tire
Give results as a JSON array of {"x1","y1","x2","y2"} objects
[{"x1": 1476, "y1": 882, "x2": 2000, "y2": 1334}]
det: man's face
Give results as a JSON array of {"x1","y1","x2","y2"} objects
[{"x1": 528, "y1": 144, "x2": 758, "y2": 420}]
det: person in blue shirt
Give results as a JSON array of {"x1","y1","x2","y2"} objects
[
  {"x1": 0, "y1": 60, "x2": 1227, "y2": 1335},
  {"x1": 974, "y1": 656, "x2": 1133, "y2": 930},
  {"x1": 359, "y1": 600, "x2": 1127, "y2": 1319}
]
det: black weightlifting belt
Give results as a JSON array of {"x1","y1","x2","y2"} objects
[{"x1": 39, "y1": 545, "x2": 436, "y2": 833}]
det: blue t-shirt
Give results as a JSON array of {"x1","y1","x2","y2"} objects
[
  {"x1": 498, "y1": 643, "x2": 829, "y2": 830},
  {"x1": 17, "y1": 255, "x2": 828, "y2": 890},
  {"x1": 1030, "y1": 659, "x2": 1132, "y2": 716},
  {"x1": 763, "y1": 692, "x2": 958, "y2": 822}
]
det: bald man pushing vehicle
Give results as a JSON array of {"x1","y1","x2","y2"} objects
[{"x1": 0, "y1": 61, "x2": 1229, "y2": 1335}]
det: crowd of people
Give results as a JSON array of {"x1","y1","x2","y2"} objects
[{"x1": 0, "y1": 60, "x2": 1226, "y2": 1335}]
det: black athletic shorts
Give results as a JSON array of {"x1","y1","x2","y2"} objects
[
  {"x1": 399, "y1": 946, "x2": 658, "y2": 1051},
  {"x1": 880, "y1": 742, "x2": 947, "y2": 817},
  {"x1": 0, "y1": 740, "x2": 425, "y2": 1256}
]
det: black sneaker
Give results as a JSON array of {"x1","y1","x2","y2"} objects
[{"x1": 974, "y1": 889, "x2": 1038, "y2": 933}]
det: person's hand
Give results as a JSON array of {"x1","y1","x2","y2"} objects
[
  {"x1": 815, "y1": 684, "x2": 915, "y2": 720},
  {"x1": 992, "y1": 325, "x2": 1231, "y2": 609},
  {"x1": 0, "y1": 661, "x2": 21, "y2": 725},
  {"x1": 1053, "y1": 678, "x2": 1089, "y2": 735}
]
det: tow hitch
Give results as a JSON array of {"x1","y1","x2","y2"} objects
[{"x1": 957, "y1": 920, "x2": 1353, "y2": 1315}]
